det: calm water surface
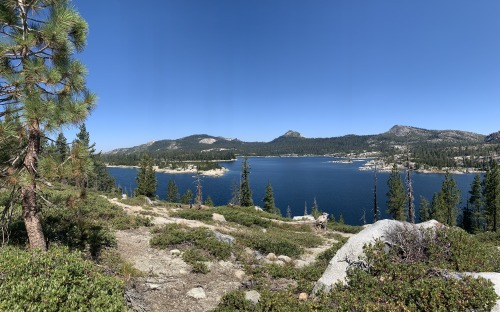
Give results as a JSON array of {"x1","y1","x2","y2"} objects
[{"x1": 107, "y1": 157, "x2": 478, "y2": 226}]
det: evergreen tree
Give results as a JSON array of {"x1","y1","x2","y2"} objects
[
  {"x1": 55, "y1": 133, "x2": 69, "y2": 162},
  {"x1": 434, "y1": 171, "x2": 461, "y2": 226},
  {"x1": 263, "y1": 180, "x2": 276, "y2": 213},
  {"x1": 0, "y1": 1, "x2": 95, "y2": 250},
  {"x1": 311, "y1": 197, "x2": 320, "y2": 218},
  {"x1": 239, "y1": 157, "x2": 253, "y2": 207},
  {"x1": 461, "y1": 203, "x2": 473, "y2": 233},
  {"x1": 373, "y1": 160, "x2": 379, "y2": 222},
  {"x1": 135, "y1": 155, "x2": 157, "y2": 198},
  {"x1": 406, "y1": 154, "x2": 415, "y2": 223},
  {"x1": 338, "y1": 213, "x2": 344, "y2": 224},
  {"x1": 419, "y1": 196, "x2": 430, "y2": 222},
  {"x1": 469, "y1": 174, "x2": 484, "y2": 232},
  {"x1": 229, "y1": 180, "x2": 240, "y2": 206},
  {"x1": 167, "y1": 179, "x2": 180, "y2": 203},
  {"x1": 484, "y1": 160, "x2": 500, "y2": 231},
  {"x1": 386, "y1": 164, "x2": 406, "y2": 221},
  {"x1": 181, "y1": 189, "x2": 193, "y2": 205},
  {"x1": 204, "y1": 196, "x2": 214, "y2": 207},
  {"x1": 194, "y1": 173, "x2": 202, "y2": 207}
]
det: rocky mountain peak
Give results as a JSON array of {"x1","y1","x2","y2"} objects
[{"x1": 282, "y1": 130, "x2": 303, "y2": 138}]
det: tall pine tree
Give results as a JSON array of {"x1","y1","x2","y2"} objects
[
  {"x1": 167, "y1": 179, "x2": 180, "y2": 203},
  {"x1": 262, "y1": 180, "x2": 276, "y2": 213},
  {"x1": 484, "y1": 160, "x2": 500, "y2": 231},
  {"x1": 239, "y1": 157, "x2": 253, "y2": 207},
  {"x1": 135, "y1": 155, "x2": 157, "y2": 198},
  {"x1": 386, "y1": 164, "x2": 406, "y2": 221},
  {"x1": 0, "y1": 1, "x2": 95, "y2": 250},
  {"x1": 434, "y1": 171, "x2": 461, "y2": 226},
  {"x1": 468, "y1": 173, "x2": 484, "y2": 232}
]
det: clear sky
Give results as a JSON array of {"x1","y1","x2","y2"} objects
[{"x1": 70, "y1": 0, "x2": 500, "y2": 152}]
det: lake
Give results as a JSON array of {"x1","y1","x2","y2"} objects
[{"x1": 107, "y1": 157, "x2": 479, "y2": 226}]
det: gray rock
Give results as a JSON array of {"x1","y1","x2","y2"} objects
[
  {"x1": 147, "y1": 283, "x2": 161, "y2": 290},
  {"x1": 278, "y1": 255, "x2": 292, "y2": 263},
  {"x1": 187, "y1": 287, "x2": 206, "y2": 299},
  {"x1": 235, "y1": 270, "x2": 246, "y2": 280},
  {"x1": 266, "y1": 253, "x2": 277, "y2": 261},
  {"x1": 213, "y1": 231, "x2": 235, "y2": 245},
  {"x1": 245, "y1": 290, "x2": 261, "y2": 304},
  {"x1": 294, "y1": 259, "x2": 308, "y2": 268},
  {"x1": 212, "y1": 213, "x2": 226, "y2": 222},
  {"x1": 313, "y1": 219, "x2": 441, "y2": 294},
  {"x1": 170, "y1": 249, "x2": 181, "y2": 256}
]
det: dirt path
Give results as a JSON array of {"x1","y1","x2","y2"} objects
[{"x1": 106, "y1": 197, "x2": 351, "y2": 311}]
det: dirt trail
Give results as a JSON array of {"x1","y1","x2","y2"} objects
[{"x1": 107, "y1": 197, "x2": 351, "y2": 311}]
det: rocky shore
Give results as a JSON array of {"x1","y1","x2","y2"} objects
[{"x1": 106, "y1": 165, "x2": 229, "y2": 177}]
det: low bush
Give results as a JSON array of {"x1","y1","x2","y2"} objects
[
  {"x1": 328, "y1": 222, "x2": 363, "y2": 234},
  {"x1": 0, "y1": 246, "x2": 126, "y2": 311},
  {"x1": 171, "y1": 209, "x2": 214, "y2": 221},
  {"x1": 150, "y1": 224, "x2": 231, "y2": 273}
]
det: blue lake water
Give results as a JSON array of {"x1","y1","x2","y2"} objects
[{"x1": 107, "y1": 157, "x2": 479, "y2": 226}]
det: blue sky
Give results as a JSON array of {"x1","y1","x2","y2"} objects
[{"x1": 70, "y1": 0, "x2": 500, "y2": 152}]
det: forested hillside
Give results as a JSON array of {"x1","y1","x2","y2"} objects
[{"x1": 103, "y1": 125, "x2": 500, "y2": 170}]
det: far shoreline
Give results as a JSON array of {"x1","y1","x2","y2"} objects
[{"x1": 106, "y1": 165, "x2": 229, "y2": 177}]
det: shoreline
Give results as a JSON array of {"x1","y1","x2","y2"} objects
[{"x1": 106, "y1": 165, "x2": 229, "y2": 177}]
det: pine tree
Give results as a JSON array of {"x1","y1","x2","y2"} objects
[
  {"x1": 484, "y1": 160, "x2": 500, "y2": 231},
  {"x1": 338, "y1": 213, "x2": 344, "y2": 224},
  {"x1": 435, "y1": 171, "x2": 461, "y2": 226},
  {"x1": 181, "y1": 189, "x2": 193, "y2": 205},
  {"x1": 239, "y1": 157, "x2": 253, "y2": 207},
  {"x1": 194, "y1": 173, "x2": 202, "y2": 207},
  {"x1": 469, "y1": 174, "x2": 484, "y2": 232},
  {"x1": 55, "y1": 133, "x2": 69, "y2": 162},
  {"x1": 204, "y1": 196, "x2": 214, "y2": 207},
  {"x1": 311, "y1": 197, "x2": 320, "y2": 218},
  {"x1": 135, "y1": 155, "x2": 157, "y2": 198},
  {"x1": 406, "y1": 153, "x2": 415, "y2": 223},
  {"x1": 373, "y1": 160, "x2": 379, "y2": 222},
  {"x1": 0, "y1": 1, "x2": 95, "y2": 250},
  {"x1": 419, "y1": 196, "x2": 430, "y2": 222},
  {"x1": 167, "y1": 179, "x2": 180, "y2": 203},
  {"x1": 386, "y1": 164, "x2": 406, "y2": 221},
  {"x1": 263, "y1": 180, "x2": 276, "y2": 213}
]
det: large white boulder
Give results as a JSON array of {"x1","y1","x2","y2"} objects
[{"x1": 313, "y1": 219, "x2": 440, "y2": 294}]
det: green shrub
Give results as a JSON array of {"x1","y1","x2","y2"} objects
[
  {"x1": 328, "y1": 222, "x2": 363, "y2": 234},
  {"x1": 171, "y1": 209, "x2": 214, "y2": 221},
  {"x1": 234, "y1": 229, "x2": 304, "y2": 257},
  {"x1": 0, "y1": 246, "x2": 126, "y2": 311},
  {"x1": 150, "y1": 224, "x2": 232, "y2": 273}
]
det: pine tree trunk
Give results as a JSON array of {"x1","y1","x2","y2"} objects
[{"x1": 22, "y1": 126, "x2": 46, "y2": 250}]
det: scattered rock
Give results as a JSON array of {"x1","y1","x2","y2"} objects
[
  {"x1": 187, "y1": 287, "x2": 206, "y2": 299},
  {"x1": 292, "y1": 215, "x2": 315, "y2": 221},
  {"x1": 266, "y1": 253, "x2": 277, "y2": 261},
  {"x1": 213, "y1": 231, "x2": 235, "y2": 245},
  {"x1": 234, "y1": 270, "x2": 246, "y2": 280},
  {"x1": 254, "y1": 206, "x2": 264, "y2": 212},
  {"x1": 147, "y1": 283, "x2": 161, "y2": 290},
  {"x1": 121, "y1": 193, "x2": 127, "y2": 199},
  {"x1": 245, "y1": 290, "x2": 261, "y2": 304},
  {"x1": 275, "y1": 260, "x2": 285, "y2": 266},
  {"x1": 261, "y1": 228, "x2": 267, "y2": 233},
  {"x1": 179, "y1": 269, "x2": 188, "y2": 275},
  {"x1": 144, "y1": 197, "x2": 153, "y2": 205},
  {"x1": 299, "y1": 292, "x2": 308, "y2": 301},
  {"x1": 294, "y1": 259, "x2": 308, "y2": 268},
  {"x1": 212, "y1": 213, "x2": 226, "y2": 222},
  {"x1": 170, "y1": 249, "x2": 181, "y2": 256},
  {"x1": 277, "y1": 255, "x2": 292, "y2": 263}
]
